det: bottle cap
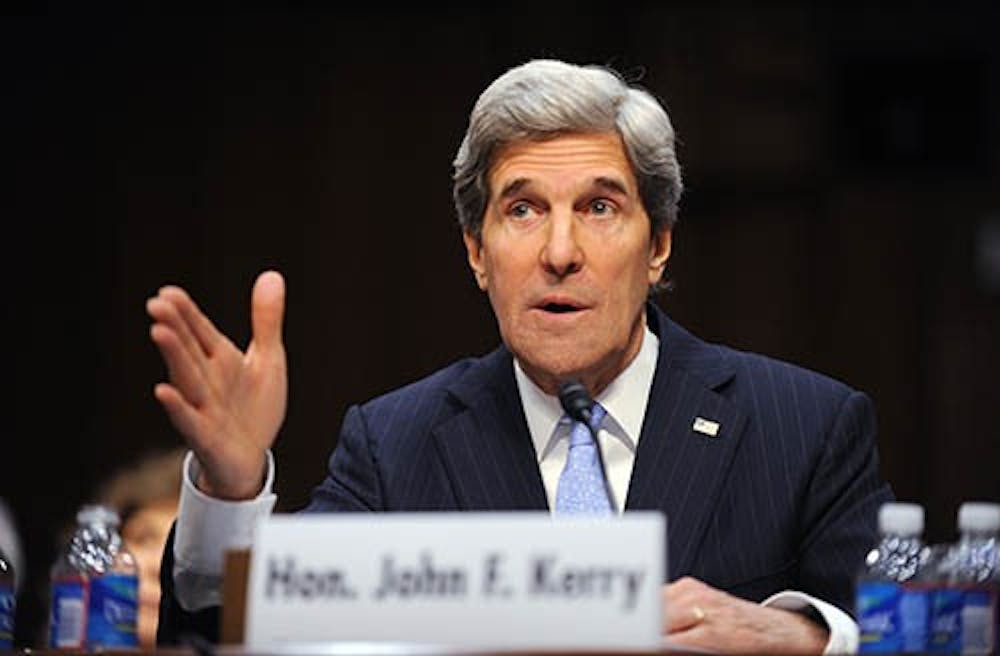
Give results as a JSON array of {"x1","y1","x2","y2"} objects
[
  {"x1": 958, "y1": 502, "x2": 1000, "y2": 532},
  {"x1": 76, "y1": 504, "x2": 120, "y2": 527},
  {"x1": 879, "y1": 502, "x2": 924, "y2": 536}
]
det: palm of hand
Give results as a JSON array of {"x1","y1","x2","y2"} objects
[{"x1": 190, "y1": 338, "x2": 287, "y2": 499}]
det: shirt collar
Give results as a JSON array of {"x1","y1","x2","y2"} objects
[{"x1": 514, "y1": 323, "x2": 660, "y2": 462}]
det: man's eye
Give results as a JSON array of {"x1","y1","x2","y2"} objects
[
  {"x1": 589, "y1": 199, "x2": 615, "y2": 217},
  {"x1": 509, "y1": 202, "x2": 534, "y2": 219}
]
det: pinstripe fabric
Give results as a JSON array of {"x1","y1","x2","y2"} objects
[
  {"x1": 302, "y1": 304, "x2": 892, "y2": 614},
  {"x1": 159, "y1": 304, "x2": 892, "y2": 643}
]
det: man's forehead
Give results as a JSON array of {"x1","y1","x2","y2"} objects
[{"x1": 487, "y1": 132, "x2": 638, "y2": 197}]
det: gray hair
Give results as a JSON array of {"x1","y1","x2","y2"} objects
[{"x1": 453, "y1": 59, "x2": 683, "y2": 246}]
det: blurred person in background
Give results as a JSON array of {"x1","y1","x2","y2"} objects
[
  {"x1": 0, "y1": 499, "x2": 24, "y2": 593},
  {"x1": 0, "y1": 498, "x2": 23, "y2": 647},
  {"x1": 97, "y1": 448, "x2": 184, "y2": 648}
]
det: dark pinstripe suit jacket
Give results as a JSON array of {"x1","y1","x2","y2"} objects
[{"x1": 158, "y1": 304, "x2": 892, "y2": 643}]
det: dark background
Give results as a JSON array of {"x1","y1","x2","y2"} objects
[{"x1": 6, "y1": 2, "x2": 999, "y2": 645}]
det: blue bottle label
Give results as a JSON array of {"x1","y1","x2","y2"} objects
[
  {"x1": 898, "y1": 586, "x2": 929, "y2": 653},
  {"x1": 927, "y1": 587, "x2": 963, "y2": 653},
  {"x1": 960, "y1": 587, "x2": 997, "y2": 653},
  {"x1": 87, "y1": 573, "x2": 138, "y2": 648},
  {"x1": 50, "y1": 578, "x2": 87, "y2": 648},
  {"x1": 0, "y1": 583, "x2": 15, "y2": 649},
  {"x1": 858, "y1": 581, "x2": 902, "y2": 652}
]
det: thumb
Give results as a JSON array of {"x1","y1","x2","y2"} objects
[{"x1": 251, "y1": 270, "x2": 285, "y2": 351}]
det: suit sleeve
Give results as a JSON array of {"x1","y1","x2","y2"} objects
[
  {"x1": 796, "y1": 390, "x2": 894, "y2": 614},
  {"x1": 305, "y1": 404, "x2": 385, "y2": 512},
  {"x1": 156, "y1": 524, "x2": 220, "y2": 646}
]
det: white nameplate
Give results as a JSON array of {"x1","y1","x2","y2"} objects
[{"x1": 245, "y1": 512, "x2": 665, "y2": 650}]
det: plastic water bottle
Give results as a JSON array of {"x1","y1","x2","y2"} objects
[
  {"x1": 0, "y1": 547, "x2": 14, "y2": 649},
  {"x1": 925, "y1": 543, "x2": 963, "y2": 652},
  {"x1": 49, "y1": 504, "x2": 139, "y2": 650},
  {"x1": 857, "y1": 502, "x2": 929, "y2": 652},
  {"x1": 993, "y1": 546, "x2": 1000, "y2": 652},
  {"x1": 952, "y1": 502, "x2": 999, "y2": 654},
  {"x1": 50, "y1": 506, "x2": 96, "y2": 649}
]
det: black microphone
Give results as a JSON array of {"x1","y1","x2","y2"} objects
[{"x1": 558, "y1": 379, "x2": 596, "y2": 439}]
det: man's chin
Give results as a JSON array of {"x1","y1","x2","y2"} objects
[{"x1": 513, "y1": 352, "x2": 601, "y2": 395}]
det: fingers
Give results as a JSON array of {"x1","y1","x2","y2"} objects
[
  {"x1": 662, "y1": 626, "x2": 710, "y2": 652},
  {"x1": 670, "y1": 604, "x2": 707, "y2": 633},
  {"x1": 147, "y1": 284, "x2": 241, "y2": 404},
  {"x1": 663, "y1": 576, "x2": 713, "y2": 634},
  {"x1": 153, "y1": 382, "x2": 206, "y2": 444},
  {"x1": 662, "y1": 579, "x2": 723, "y2": 651},
  {"x1": 149, "y1": 324, "x2": 208, "y2": 407},
  {"x1": 155, "y1": 285, "x2": 227, "y2": 358},
  {"x1": 147, "y1": 295, "x2": 208, "y2": 377},
  {"x1": 250, "y1": 270, "x2": 285, "y2": 353}
]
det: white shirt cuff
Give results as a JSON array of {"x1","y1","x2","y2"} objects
[
  {"x1": 173, "y1": 451, "x2": 277, "y2": 611},
  {"x1": 763, "y1": 590, "x2": 858, "y2": 655}
]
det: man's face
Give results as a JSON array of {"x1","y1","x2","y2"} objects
[{"x1": 464, "y1": 132, "x2": 671, "y2": 395}]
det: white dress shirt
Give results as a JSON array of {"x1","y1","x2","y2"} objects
[
  {"x1": 173, "y1": 324, "x2": 858, "y2": 653},
  {"x1": 516, "y1": 320, "x2": 658, "y2": 512}
]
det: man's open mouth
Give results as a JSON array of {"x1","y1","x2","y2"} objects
[{"x1": 542, "y1": 303, "x2": 582, "y2": 314}]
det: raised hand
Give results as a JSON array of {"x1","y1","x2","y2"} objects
[{"x1": 146, "y1": 271, "x2": 287, "y2": 500}]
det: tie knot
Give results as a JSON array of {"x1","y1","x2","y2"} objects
[{"x1": 566, "y1": 402, "x2": 606, "y2": 448}]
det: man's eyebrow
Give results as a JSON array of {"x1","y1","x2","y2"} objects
[
  {"x1": 592, "y1": 176, "x2": 631, "y2": 196},
  {"x1": 496, "y1": 177, "x2": 530, "y2": 200},
  {"x1": 496, "y1": 176, "x2": 632, "y2": 200}
]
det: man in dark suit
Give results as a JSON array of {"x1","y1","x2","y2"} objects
[{"x1": 148, "y1": 59, "x2": 891, "y2": 653}]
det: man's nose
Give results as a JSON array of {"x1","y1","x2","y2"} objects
[{"x1": 540, "y1": 210, "x2": 583, "y2": 278}]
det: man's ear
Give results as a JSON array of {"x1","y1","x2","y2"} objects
[
  {"x1": 463, "y1": 229, "x2": 488, "y2": 291},
  {"x1": 648, "y1": 228, "x2": 672, "y2": 285}
]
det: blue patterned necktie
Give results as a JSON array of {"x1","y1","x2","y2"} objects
[{"x1": 555, "y1": 402, "x2": 612, "y2": 514}]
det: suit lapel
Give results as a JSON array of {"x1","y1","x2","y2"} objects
[
  {"x1": 432, "y1": 348, "x2": 548, "y2": 511},
  {"x1": 626, "y1": 306, "x2": 748, "y2": 580}
]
